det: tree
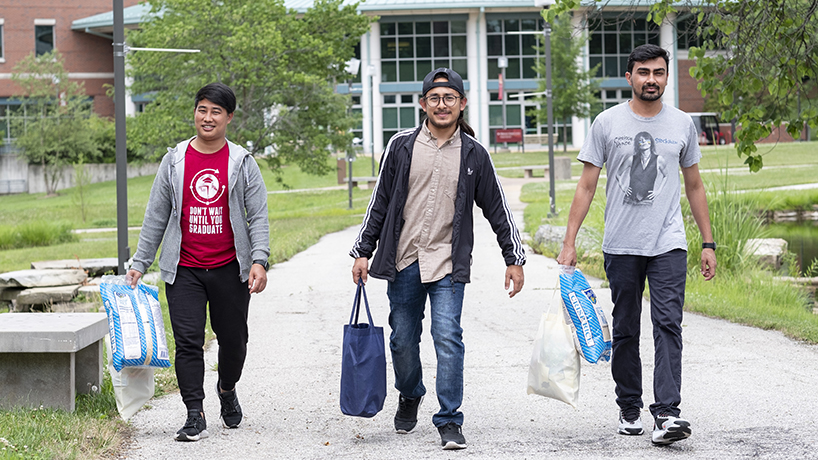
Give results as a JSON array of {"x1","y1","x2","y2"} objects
[
  {"x1": 532, "y1": 14, "x2": 601, "y2": 153},
  {"x1": 127, "y1": 0, "x2": 373, "y2": 179},
  {"x1": 546, "y1": 0, "x2": 818, "y2": 172},
  {"x1": 11, "y1": 51, "x2": 99, "y2": 196}
]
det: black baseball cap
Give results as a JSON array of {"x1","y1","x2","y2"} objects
[{"x1": 422, "y1": 68, "x2": 465, "y2": 97}]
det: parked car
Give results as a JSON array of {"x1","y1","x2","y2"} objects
[{"x1": 687, "y1": 112, "x2": 727, "y2": 145}]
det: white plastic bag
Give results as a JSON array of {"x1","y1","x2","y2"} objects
[
  {"x1": 105, "y1": 335, "x2": 155, "y2": 420},
  {"x1": 526, "y1": 303, "x2": 581, "y2": 408}
]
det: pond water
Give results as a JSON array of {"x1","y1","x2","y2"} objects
[{"x1": 766, "y1": 223, "x2": 818, "y2": 275}]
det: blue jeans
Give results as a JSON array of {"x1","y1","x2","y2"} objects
[
  {"x1": 387, "y1": 261, "x2": 466, "y2": 427},
  {"x1": 604, "y1": 249, "x2": 687, "y2": 419}
]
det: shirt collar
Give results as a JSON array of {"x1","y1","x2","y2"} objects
[{"x1": 421, "y1": 121, "x2": 461, "y2": 147}]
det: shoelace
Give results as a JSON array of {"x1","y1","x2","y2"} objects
[{"x1": 183, "y1": 415, "x2": 201, "y2": 429}]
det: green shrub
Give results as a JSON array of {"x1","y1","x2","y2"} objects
[{"x1": 0, "y1": 221, "x2": 77, "y2": 250}]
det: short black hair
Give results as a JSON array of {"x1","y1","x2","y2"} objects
[
  {"x1": 194, "y1": 83, "x2": 236, "y2": 114},
  {"x1": 627, "y1": 44, "x2": 669, "y2": 74}
]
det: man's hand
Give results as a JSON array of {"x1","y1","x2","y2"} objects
[
  {"x1": 248, "y1": 263, "x2": 268, "y2": 294},
  {"x1": 505, "y1": 265, "x2": 524, "y2": 298},
  {"x1": 701, "y1": 248, "x2": 716, "y2": 281},
  {"x1": 352, "y1": 257, "x2": 369, "y2": 285},
  {"x1": 556, "y1": 244, "x2": 578, "y2": 267},
  {"x1": 126, "y1": 269, "x2": 142, "y2": 289}
]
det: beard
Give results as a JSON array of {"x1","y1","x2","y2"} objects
[
  {"x1": 426, "y1": 110, "x2": 458, "y2": 131},
  {"x1": 637, "y1": 84, "x2": 663, "y2": 102}
]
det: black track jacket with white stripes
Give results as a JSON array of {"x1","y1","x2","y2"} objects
[{"x1": 349, "y1": 125, "x2": 526, "y2": 284}]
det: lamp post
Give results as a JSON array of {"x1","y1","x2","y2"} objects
[
  {"x1": 509, "y1": 1, "x2": 556, "y2": 216},
  {"x1": 113, "y1": 0, "x2": 199, "y2": 274}
]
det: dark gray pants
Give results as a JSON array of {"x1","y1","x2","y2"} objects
[{"x1": 604, "y1": 249, "x2": 687, "y2": 418}]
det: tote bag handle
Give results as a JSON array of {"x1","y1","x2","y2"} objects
[{"x1": 349, "y1": 278, "x2": 375, "y2": 328}]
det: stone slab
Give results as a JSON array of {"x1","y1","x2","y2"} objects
[
  {"x1": 0, "y1": 269, "x2": 87, "y2": 288},
  {"x1": 31, "y1": 258, "x2": 118, "y2": 277},
  {"x1": 0, "y1": 312, "x2": 108, "y2": 353},
  {"x1": 16, "y1": 285, "x2": 80, "y2": 306},
  {"x1": 0, "y1": 287, "x2": 24, "y2": 301}
]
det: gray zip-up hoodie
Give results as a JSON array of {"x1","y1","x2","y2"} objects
[{"x1": 131, "y1": 137, "x2": 270, "y2": 284}]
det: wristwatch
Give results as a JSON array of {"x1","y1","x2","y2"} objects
[
  {"x1": 702, "y1": 242, "x2": 717, "y2": 251},
  {"x1": 253, "y1": 259, "x2": 270, "y2": 270}
]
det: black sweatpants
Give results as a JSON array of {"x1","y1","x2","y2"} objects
[{"x1": 165, "y1": 259, "x2": 251, "y2": 412}]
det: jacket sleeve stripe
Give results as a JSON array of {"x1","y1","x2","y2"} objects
[
  {"x1": 467, "y1": 134, "x2": 527, "y2": 266},
  {"x1": 349, "y1": 128, "x2": 414, "y2": 258}
]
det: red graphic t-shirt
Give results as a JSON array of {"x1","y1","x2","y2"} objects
[{"x1": 179, "y1": 142, "x2": 236, "y2": 268}]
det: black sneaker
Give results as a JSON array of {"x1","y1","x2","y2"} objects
[
  {"x1": 216, "y1": 380, "x2": 243, "y2": 428},
  {"x1": 175, "y1": 409, "x2": 209, "y2": 442},
  {"x1": 438, "y1": 422, "x2": 467, "y2": 450},
  {"x1": 652, "y1": 414, "x2": 692, "y2": 445},
  {"x1": 618, "y1": 409, "x2": 644, "y2": 435},
  {"x1": 394, "y1": 394, "x2": 423, "y2": 433}
]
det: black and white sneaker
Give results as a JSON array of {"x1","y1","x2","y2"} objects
[
  {"x1": 438, "y1": 422, "x2": 467, "y2": 450},
  {"x1": 174, "y1": 409, "x2": 209, "y2": 442},
  {"x1": 652, "y1": 414, "x2": 691, "y2": 445},
  {"x1": 216, "y1": 380, "x2": 243, "y2": 428},
  {"x1": 394, "y1": 394, "x2": 423, "y2": 433},
  {"x1": 618, "y1": 409, "x2": 644, "y2": 435}
]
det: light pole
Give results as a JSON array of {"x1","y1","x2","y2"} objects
[
  {"x1": 113, "y1": 0, "x2": 199, "y2": 274},
  {"x1": 509, "y1": 2, "x2": 556, "y2": 216}
]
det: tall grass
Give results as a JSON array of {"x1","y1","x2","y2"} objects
[
  {"x1": 0, "y1": 221, "x2": 77, "y2": 251},
  {"x1": 683, "y1": 172, "x2": 769, "y2": 273}
]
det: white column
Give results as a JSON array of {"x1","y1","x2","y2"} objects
[
  {"x1": 469, "y1": 8, "x2": 489, "y2": 146},
  {"x1": 368, "y1": 21, "x2": 384, "y2": 153},
  {"x1": 571, "y1": 12, "x2": 588, "y2": 150},
  {"x1": 660, "y1": 12, "x2": 678, "y2": 108}
]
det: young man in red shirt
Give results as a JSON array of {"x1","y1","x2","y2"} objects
[{"x1": 128, "y1": 83, "x2": 270, "y2": 441}]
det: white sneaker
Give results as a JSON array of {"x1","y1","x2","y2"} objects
[
  {"x1": 652, "y1": 415, "x2": 691, "y2": 445},
  {"x1": 618, "y1": 411, "x2": 644, "y2": 435}
]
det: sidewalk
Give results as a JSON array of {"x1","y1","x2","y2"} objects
[{"x1": 122, "y1": 180, "x2": 818, "y2": 460}]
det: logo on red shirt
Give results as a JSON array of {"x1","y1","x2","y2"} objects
[{"x1": 190, "y1": 169, "x2": 226, "y2": 205}]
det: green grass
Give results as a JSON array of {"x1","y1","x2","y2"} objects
[
  {"x1": 0, "y1": 373, "x2": 126, "y2": 460},
  {"x1": 0, "y1": 221, "x2": 77, "y2": 251}
]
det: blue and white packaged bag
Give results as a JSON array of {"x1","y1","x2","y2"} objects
[
  {"x1": 558, "y1": 265, "x2": 612, "y2": 364},
  {"x1": 100, "y1": 275, "x2": 171, "y2": 372}
]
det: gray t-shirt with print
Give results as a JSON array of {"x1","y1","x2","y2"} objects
[{"x1": 577, "y1": 102, "x2": 701, "y2": 256}]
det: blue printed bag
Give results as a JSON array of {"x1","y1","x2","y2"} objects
[
  {"x1": 559, "y1": 266, "x2": 612, "y2": 364},
  {"x1": 100, "y1": 275, "x2": 171, "y2": 372}
]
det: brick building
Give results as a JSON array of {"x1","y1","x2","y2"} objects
[{"x1": 0, "y1": 0, "x2": 140, "y2": 142}]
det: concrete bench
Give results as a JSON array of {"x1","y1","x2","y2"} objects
[
  {"x1": 522, "y1": 157, "x2": 573, "y2": 180},
  {"x1": 0, "y1": 312, "x2": 108, "y2": 412},
  {"x1": 344, "y1": 176, "x2": 378, "y2": 189}
]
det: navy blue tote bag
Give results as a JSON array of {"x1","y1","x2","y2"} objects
[{"x1": 340, "y1": 279, "x2": 387, "y2": 417}]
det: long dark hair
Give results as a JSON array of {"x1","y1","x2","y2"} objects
[{"x1": 458, "y1": 112, "x2": 474, "y2": 137}]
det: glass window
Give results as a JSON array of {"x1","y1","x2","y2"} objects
[
  {"x1": 0, "y1": 23, "x2": 4, "y2": 60},
  {"x1": 381, "y1": 61, "x2": 397, "y2": 82},
  {"x1": 35, "y1": 25, "x2": 54, "y2": 56},
  {"x1": 381, "y1": 94, "x2": 418, "y2": 149},
  {"x1": 380, "y1": 19, "x2": 469, "y2": 83},
  {"x1": 399, "y1": 61, "x2": 414, "y2": 81},
  {"x1": 486, "y1": 13, "x2": 544, "y2": 81},
  {"x1": 416, "y1": 37, "x2": 431, "y2": 58},
  {"x1": 588, "y1": 13, "x2": 661, "y2": 80}
]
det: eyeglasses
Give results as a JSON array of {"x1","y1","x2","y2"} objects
[{"x1": 424, "y1": 95, "x2": 460, "y2": 107}]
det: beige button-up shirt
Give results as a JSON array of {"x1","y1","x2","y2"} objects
[{"x1": 395, "y1": 123, "x2": 462, "y2": 283}]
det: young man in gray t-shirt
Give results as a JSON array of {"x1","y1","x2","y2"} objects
[{"x1": 557, "y1": 44, "x2": 717, "y2": 445}]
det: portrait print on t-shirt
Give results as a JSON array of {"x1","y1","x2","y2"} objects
[
  {"x1": 179, "y1": 142, "x2": 236, "y2": 268},
  {"x1": 615, "y1": 131, "x2": 669, "y2": 207}
]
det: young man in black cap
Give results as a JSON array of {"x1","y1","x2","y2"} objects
[{"x1": 350, "y1": 68, "x2": 525, "y2": 450}]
